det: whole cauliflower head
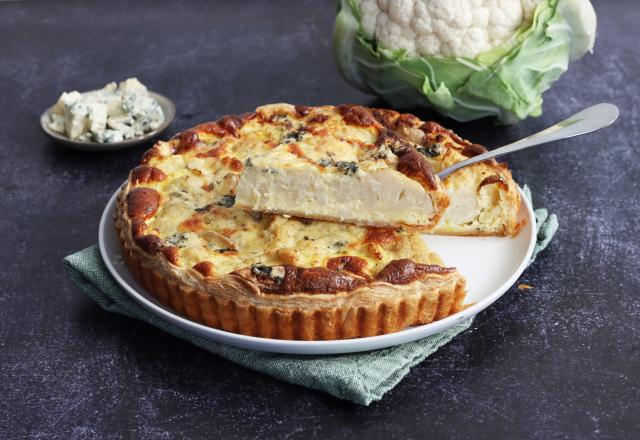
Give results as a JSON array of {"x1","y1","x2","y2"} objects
[
  {"x1": 360, "y1": 0, "x2": 543, "y2": 58},
  {"x1": 334, "y1": 0, "x2": 597, "y2": 122}
]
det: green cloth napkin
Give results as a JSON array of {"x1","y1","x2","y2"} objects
[{"x1": 63, "y1": 186, "x2": 557, "y2": 406}]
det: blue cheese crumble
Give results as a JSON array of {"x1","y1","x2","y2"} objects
[{"x1": 48, "y1": 78, "x2": 165, "y2": 143}]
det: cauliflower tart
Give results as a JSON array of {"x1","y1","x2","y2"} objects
[
  {"x1": 116, "y1": 103, "x2": 519, "y2": 340},
  {"x1": 233, "y1": 104, "x2": 449, "y2": 229}
]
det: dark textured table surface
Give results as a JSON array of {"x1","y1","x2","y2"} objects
[{"x1": 2, "y1": 1, "x2": 639, "y2": 438}]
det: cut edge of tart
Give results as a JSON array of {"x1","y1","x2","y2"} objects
[
  {"x1": 234, "y1": 149, "x2": 449, "y2": 229},
  {"x1": 232, "y1": 104, "x2": 450, "y2": 230}
]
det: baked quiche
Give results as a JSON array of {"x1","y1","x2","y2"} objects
[{"x1": 115, "y1": 103, "x2": 519, "y2": 340}]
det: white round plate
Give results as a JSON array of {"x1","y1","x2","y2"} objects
[{"x1": 99, "y1": 186, "x2": 535, "y2": 355}]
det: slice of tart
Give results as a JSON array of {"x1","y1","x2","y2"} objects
[{"x1": 233, "y1": 104, "x2": 449, "y2": 229}]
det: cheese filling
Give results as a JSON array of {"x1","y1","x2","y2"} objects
[{"x1": 235, "y1": 157, "x2": 436, "y2": 227}]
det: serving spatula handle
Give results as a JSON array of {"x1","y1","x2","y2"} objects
[{"x1": 437, "y1": 103, "x2": 620, "y2": 180}]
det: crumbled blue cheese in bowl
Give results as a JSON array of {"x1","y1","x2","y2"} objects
[{"x1": 47, "y1": 78, "x2": 165, "y2": 143}]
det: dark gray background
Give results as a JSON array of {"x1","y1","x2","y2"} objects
[{"x1": 1, "y1": 1, "x2": 638, "y2": 439}]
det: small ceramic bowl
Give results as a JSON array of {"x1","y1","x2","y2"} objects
[{"x1": 40, "y1": 91, "x2": 176, "y2": 152}]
